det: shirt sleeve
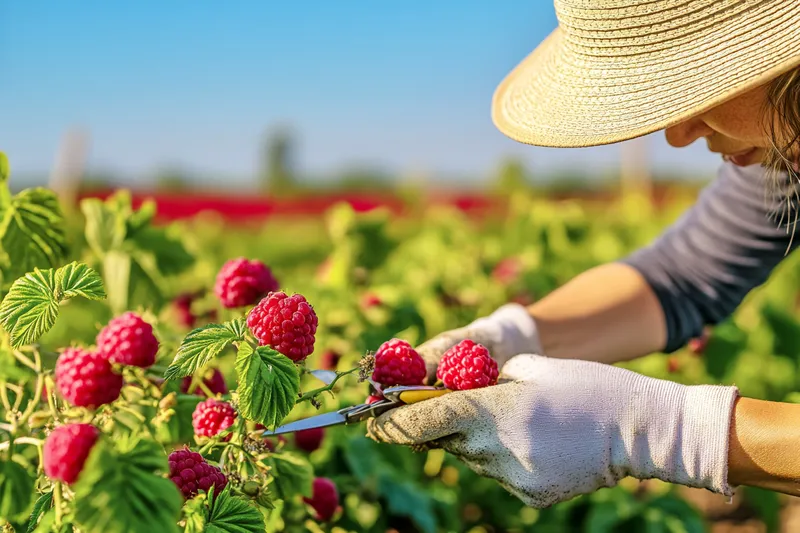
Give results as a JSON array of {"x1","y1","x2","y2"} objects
[{"x1": 620, "y1": 161, "x2": 799, "y2": 353}]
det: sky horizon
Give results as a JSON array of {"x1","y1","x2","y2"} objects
[{"x1": 1, "y1": 1, "x2": 723, "y2": 187}]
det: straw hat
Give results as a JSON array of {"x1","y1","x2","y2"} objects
[{"x1": 491, "y1": 0, "x2": 800, "y2": 148}]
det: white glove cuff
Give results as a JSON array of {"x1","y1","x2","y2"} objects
[{"x1": 477, "y1": 303, "x2": 544, "y2": 362}]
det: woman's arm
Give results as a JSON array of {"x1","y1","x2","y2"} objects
[
  {"x1": 728, "y1": 397, "x2": 800, "y2": 496},
  {"x1": 528, "y1": 162, "x2": 799, "y2": 363}
]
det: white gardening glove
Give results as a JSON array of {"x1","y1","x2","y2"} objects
[
  {"x1": 367, "y1": 354, "x2": 739, "y2": 508},
  {"x1": 417, "y1": 303, "x2": 543, "y2": 383}
]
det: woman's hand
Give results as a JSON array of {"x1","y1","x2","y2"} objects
[
  {"x1": 414, "y1": 303, "x2": 543, "y2": 383},
  {"x1": 367, "y1": 354, "x2": 739, "y2": 508}
]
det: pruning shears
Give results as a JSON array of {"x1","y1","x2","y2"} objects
[{"x1": 261, "y1": 385, "x2": 451, "y2": 436}]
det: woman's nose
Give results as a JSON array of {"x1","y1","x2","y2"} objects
[{"x1": 664, "y1": 117, "x2": 714, "y2": 147}]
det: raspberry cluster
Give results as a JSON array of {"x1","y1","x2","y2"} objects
[
  {"x1": 43, "y1": 423, "x2": 100, "y2": 485},
  {"x1": 192, "y1": 398, "x2": 237, "y2": 439},
  {"x1": 246, "y1": 292, "x2": 318, "y2": 362},
  {"x1": 303, "y1": 477, "x2": 339, "y2": 522},
  {"x1": 215, "y1": 258, "x2": 279, "y2": 309},
  {"x1": 96, "y1": 312, "x2": 160, "y2": 368},
  {"x1": 371, "y1": 339, "x2": 426, "y2": 387},
  {"x1": 436, "y1": 339, "x2": 499, "y2": 391},
  {"x1": 55, "y1": 348, "x2": 123, "y2": 408},
  {"x1": 168, "y1": 448, "x2": 228, "y2": 499},
  {"x1": 181, "y1": 368, "x2": 228, "y2": 397}
]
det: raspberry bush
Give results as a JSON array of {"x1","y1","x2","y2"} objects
[{"x1": 1, "y1": 148, "x2": 790, "y2": 532}]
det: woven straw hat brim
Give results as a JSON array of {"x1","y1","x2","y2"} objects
[{"x1": 492, "y1": 1, "x2": 800, "y2": 148}]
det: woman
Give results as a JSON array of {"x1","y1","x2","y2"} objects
[{"x1": 367, "y1": 0, "x2": 800, "y2": 509}]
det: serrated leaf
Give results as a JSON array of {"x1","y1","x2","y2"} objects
[
  {"x1": 55, "y1": 261, "x2": 106, "y2": 300},
  {"x1": 0, "y1": 268, "x2": 59, "y2": 348},
  {"x1": 225, "y1": 318, "x2": 247, "y2": 341},
  {"x1": 165, "y1": 323, "x2": 242, "y2": 381},
  {"x1": 0, "y1": 457, "x2": 35, "y2": 521},
  {"x1": 205, "y1": 488, "x2": 264, "y2": 533},
  {"x1": 234, "y1": 343, "x2": 300, "y2": 428},
  {"x1": 26, "y1": 491, "x2": 53, "y2": 533},
  {"x1": 267, "y1": 452, "x2": 313, "y2": 500},
  {"x1": 0, "y1": 187, "x2": 67, "y2": 283},
  {"x1": 72, "y1": 437, "x2": 182, "y2": 533},
  {"x1": 255, "y1": 487, "x2": 275, "y2": 510},
  {"x1": 80, "y1": 198, "x2": 127, "y2": 256}
]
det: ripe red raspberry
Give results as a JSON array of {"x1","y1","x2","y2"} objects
[
  {"x1": 318, "y1": 349, "x2": 341, "y2": 371},
  {"x1": 303, "y1": 477, "x2": 339, "y2": 522},
  {"x1": 294, "y1": 427, "x2": 324, "y2": 453},
  {"x1": 192, "y1": 398, "x2": 237, "y2": 439},
  {"x1": 96, "y1": 312, "x2": 160, "y2": 368},
  {"x1": 246, "y1": 291, "x2": 318, "y2": 362},
  {"x1": 366, "y1": 394, "x2": 383, "y2": 405},
  {"x1": 491, "y1": 257, "x2": 523, "y2": 285},
  {"x1": 360, "y1": 293, "x2": 382, "y2": 309},
  {"x1": 215, "y1": 258, "x2": 279, "y2": 309},
  {"x1": 173, "y1": 293, "x2": 196, "y2": 329},
  {"x1": 181, "y1": 368, "x2": 228, "y2": 397},
  {"x1": 371, "y1": 339, "x2": 426, "y2": 387},
  {"x1": 43, "y1": 423, "x2": 100, "y2": 484},
  {"x1": 168, "y1": 448, "x2": 227, "y2": 499},
  {"x1": 436, "y1": 340, "x2": 499, "y2": 391},
  {"x1": 55, "y1": 348, "x2": 123, "y2": 408}
]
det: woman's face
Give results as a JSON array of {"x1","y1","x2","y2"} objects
[{"x1": 664, "y1": 84, "x2": 772, "y2": 167}]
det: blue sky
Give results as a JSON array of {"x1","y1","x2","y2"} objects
[{"x1": 0, "y1": 1, "x2": 720, "y2": 187}]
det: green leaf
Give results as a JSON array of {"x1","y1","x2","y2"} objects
[
  {"x1": 225, "y1": 318, "x2": 247, "y2": 342},
  {"x1": 55, "y1": 261, "x2": 106, "y2": 300},
  {"x1": 205, "y1": 488, "x2": 265, "y2": 533},
  {"x1": 0, "y1": 152, "x2": 9, "y2": 184},
  {"x1": 234, "y1": 343, "x2": 300, "y2": 428},
  {"x1": 181, "y1": 496, "x2": 208, "y2": 533},
  {"x1": 165, "y1": 322, "x2": 243, "y2": 381},
  {"x1": 80, "y1": 197, "x2": 127, "y2": 256},
  {"x1": 72, "y1": 437, "x2": 182, "y2": 533},
  {"x1": 0, "y1": 268, "x2": 59, "y2": 348},
  {"x1": 267, "y1": 452, "x2": 314, "y2": 500},
  {"x1": 704, "y1": 320, "x2": 747, "y2": 380},
  {"x1": 0, "y1": 187, "x2": 67, "y2": 283},
  {"x1": 377, "y1": 472, "x2": 437, "y2": 533},
  {"x1": 25, "y1": 491, "x2": 53, "y2": 533},
  {"x1": 0, "y1": 458, "x2": 35, "y2": 521},
  {"x1": 743, "y1": 486, "x2": 781, "y2": 533}
]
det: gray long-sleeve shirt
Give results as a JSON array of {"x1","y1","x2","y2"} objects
[{"x1": 621, "y1": 162, "x2": 799, "y2": 353}]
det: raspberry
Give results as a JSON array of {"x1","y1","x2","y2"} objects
[
  {"x1": 294, "y1": 427, "x2": 324, "y2": 453},
  {"x1": 303, "y1": 477, "x2": 339, "y2": 522},
  {"x1": 55, "y1": 348, "x2": 123, "y2": 408},
  {"x1": 366, "y1": 394, "x2": 383, "y2": 405},
  {"x1": 491, "y1": 257, "x2": 523, "y2": 285},
  {"x1": 246, "y1": 292, "x2": 318, "y2": 362},
  {"x1": 174, "y1": 293, "x2": 196, "y2": 329},
  {"x1": 43, "y1": 423, "x2": 100, "y2": 484},
  {"x1": 181, "y1": 368, "x2": 228, "y2": 397},
  {"x1": 318, "y1": 349, "x2": 341, "y2": 371},
  {"x1": 371, "y1": 339, "x2": 426, "y2": 387},
  {"x1": 215, "y1": 258, "x2": 279, "y2": 309},
  {"x1": 360, "y1": 293, "x2": 382, "y2": 309},
  {"x1": 192, "y1": 398, "x2": 237, "y2": 439},
  {"x1": 436, "y1": 340, "x2": 499, "y2": 391},
  {"x1": 168, "y1": 448, "x2": 227, "y2": 499},
  {"x1": 96, "y1": 312, "x2": 160, "y2": 368}
]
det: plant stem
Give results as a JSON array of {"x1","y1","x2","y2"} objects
[
  {"x1": 53, "y1": 482, "x2": 63, "y2": 526},
  {"x1": 12, "y1": 350, "x2": 38, "y2": 372},
  {"x1": 296, "y1": 367, "x2": 360, "y2": 404},
  {"x1": 0, "y1": 385, "x2": 11, "y2": 412},
  {"x1": 0, "y1": 436, "x2": 42, "y2": 452},
  {"x1": 17, "y1": 357, "x2": 44, "y2": 427}
]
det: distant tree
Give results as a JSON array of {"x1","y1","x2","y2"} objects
[{"x1": 262, "y1": 127, "x2": 295, "y2": 195}]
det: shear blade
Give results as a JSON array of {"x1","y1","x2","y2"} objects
[{"x1": 261, "y1": 411, "x2": 347, "y2": 436}]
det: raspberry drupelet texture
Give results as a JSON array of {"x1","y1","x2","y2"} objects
[
  {"x1": 181, "y1": 368, "x2": 228, "y2": 397},
  {"x1": 294, "y1": 427, "x2": 325, "y2": 453},
  {"x1": 214, "y1": 257, "x2": 279, "y2": 309},
  {"x1": 96, "y1": 312, "x2": 160, "y2": 368},
  {"x1": 168, "y1": 448, "x2": 228, "y2": 499},
  {"x1": 303, "y1": 477, "x2": 340, "y2": 522},
  {"x1": 436, "y1": 340, "x2": 499, "y2": 391},
  {"x1": 192, "y1": 398, "x2": 237, "y2": 439},
  {"x1": 55, "y1": 347, "x2": 123, "y2": 408},
  {"x1": 371, "y1": 339, "x2": 426, "y2": 387},
  {"x1": 43, "y1": 423, "x2": 100, "y2": 484},
  {"x1": 246, "y1": 291, "x2": 318, "y2": 362}
]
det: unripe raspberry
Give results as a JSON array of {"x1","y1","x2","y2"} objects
[
  {"x1": 192, "y1": 398, "x2": 237, "y2": 439},
  {"x1": 215, "y1": 258, "x2": 279, "y2": 309},
  {"x1": 180, "y1": 368, "x2": 228, "y2": 397},
  {"x1": 168, "y1": 448, "x2": 227, "y2": 499},
  {"x1": 55, "y1": 348, "x2": 123, "y2": 408},
  {"x1": 303, "y1": 477, "x2": 339, "y2": 522},
  {"x1": 96, "y1": 312, "x2": 159, "y2": 368},
  {"x1": 436, "y1": 340, "x2": 498, "y2": 391},
  {"x1": 294, "y1": 427, "x2": 324, "y2": 453},
  {"x1": 246, "y1": 291, "x2": 318, "y2": 362},
  {"x1": 371, "y1": 339, "x2": 426, "y2": 387},
  {"x1": 43, "y1": 423, "x2": 100, "y2": 484}
]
